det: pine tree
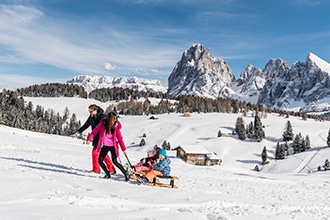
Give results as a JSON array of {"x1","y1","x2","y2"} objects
[
  {"x1": 254, "y1": 165, "x2": 260, "y2": 171},
  {"x1": 247, "y1": 121, "x2": 254, "y2": 139},
  {"x1": 139, "y1": 138, "x2": 146, "y2": 146},
  {"x1": 301, "y1": 136, "x2": 306, "y2": 152},
  {"x1": 167, "y1": 141, "x2": 171, "y2": 150},
  {"x1": 293, "y1": 134, "x2": 302, "y2": 154},
  {"x1": 275, "y1": 142, "x2": 280, "y2": 159},
  {"x1": 261, "y1": 146, "x2": 268, "y2": 164},
  {"x1": 327, "y1": 129, "x2": 330, "y2": 147},
  {"x1": 283, "y1": 120, "x2": 293, "y2": 142},
  {"x1": 235, "y1": 117, "x2": 246, "y2": 140},
  {"x1": 278, "y1": 143, "x2": 286, "y2": 160},
  {"x1": 254, "y1": 113, "x2": 264, "y2": 142},
  {"x1": 323, "y1": 159, "x2": 330, "y2": 171},
  {"x1": 217, "y1": 130, "x2": 222, "y2": 137},
  {"x1": 275, "y1": 143, "x2": 285, "y2": 160},
  {"x1": 67, "y1": 113, "x2": 79, "y2": 136},
  {"x1": 162, "y1": 140, "x2": 167, "y2": 149},
  {"x1": 63, "y1": 107, "x2": 70, "y2": 122},
  {"x1": 302, "y1": 113, "x2": 307, "y2": 120},
  {"x1": 305, "y1": 135, "x2": 311, "y2": 150},
  {"x1": 284, "y1": 141, "x2": 289, "y2": 156}
]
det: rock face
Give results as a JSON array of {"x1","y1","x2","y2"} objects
[
  {"x1": 234, "y1": 64, "x2": 265, "y2": 101},
  {"x1": 168, "y1": 44, "x2": 330, "y2": 111},
  {"x1": 257, "y1": 53, "x2": 330, "y2": 109},
  {"x1": 167, "y1": 44, "x2": 236, "y2": 99}
]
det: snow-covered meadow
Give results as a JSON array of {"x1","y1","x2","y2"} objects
[{"x1": 1, "y1": 97, "x2": 330, "y2": 220}]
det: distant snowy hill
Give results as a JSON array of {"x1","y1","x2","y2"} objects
[{"x1": 67, "y1": 75, "x2": 167, "y2": 94}]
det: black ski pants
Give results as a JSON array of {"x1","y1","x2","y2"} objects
[{"x1": 99, "y1": 146, "x2": 126, "y2": 175}]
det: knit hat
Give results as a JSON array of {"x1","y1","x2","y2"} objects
[{"x1": 159, "y1": 149, "x2": 166, "y2": 157}]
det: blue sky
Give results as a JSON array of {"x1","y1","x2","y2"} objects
[{"x1": 1, "y1": 0, "x2": 330, "y2": 89}]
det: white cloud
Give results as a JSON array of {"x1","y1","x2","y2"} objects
[
  {"x1": 0, "y1": 3, "x2": 181, "y2": 79},
  {"x1": 104, "y1": 62, "x2": 117, "y2": 71},
  {"x1": 0, "y1": 4, "x2": 42, "y2": 25}
]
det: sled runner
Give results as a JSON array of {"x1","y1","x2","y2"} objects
[
  {"x1": 146, "y1": 175, "x2": 179, "y2": 188},
  {"x1": 131, "y1": 172, "x2": 178, "y2": 188}
]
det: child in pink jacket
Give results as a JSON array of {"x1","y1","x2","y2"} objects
[{"x1": 86, "y1": 112, "x2": 130, "y2": 181}]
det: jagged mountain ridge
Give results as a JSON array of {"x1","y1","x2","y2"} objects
[
  {"x1": 167, "y1": 44, "x2": 330, "y2": 111},
  {"x1": 67, "y1": 44, "x2": 330, "y2": 112},
  {"x1": 258, "y1": 53, "x2": 330, "y2": 110}
]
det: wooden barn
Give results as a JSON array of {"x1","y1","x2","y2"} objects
[{"x1": 173, "y1": 145, "x2": 221, "y2": 166}]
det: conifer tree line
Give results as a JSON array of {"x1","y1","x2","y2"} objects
[
  {"x1": 14, "y1": 83, "x2": 330, "y2": 120},
  {"x1": 0, "y1": 83, "x2": 329, "y2": 138},
  {"x1": 0, "y1": 89, "x2": 81, "y2": 135},
  {"x1": 18, "y1": 83, "x2": 88, "y2": 98},
  {"x1": 17, "y1": 83, "x2": 267, "y2": 115}
]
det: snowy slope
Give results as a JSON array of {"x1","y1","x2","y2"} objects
[{"x1": 1, "y1": 97, "x2": 330, "y2": 219}]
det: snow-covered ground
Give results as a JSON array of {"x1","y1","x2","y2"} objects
[{"x1": 1, "y1": 97, "x2": 330, "y2": 220}]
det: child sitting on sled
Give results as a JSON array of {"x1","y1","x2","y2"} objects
[
  {"x1": 133, "y1": 146, "x2": 161, "y2": 173},
  {"x1": 137, "y1": 149, "x2": 171, "y2": 183}
]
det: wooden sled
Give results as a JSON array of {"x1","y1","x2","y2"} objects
[
  {"x1": 146, "y1": 175, "x2": 179, "y2": 188},
  {"x1": 130, "y1": 171, "x2": 179, "y2": 188}
]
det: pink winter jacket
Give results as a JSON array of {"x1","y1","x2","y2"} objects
[{"x1": 87, "y1": 119, "x2": 126, "y2": 157}]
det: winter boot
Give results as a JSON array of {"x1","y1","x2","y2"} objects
[
  {"x1": 136, "y1": 175, "x2": 146, "y2": 185},
  {"x1": 124, "y1": 171, "x2": 130, "y2": 182},
  {"x1": 102, "y1": 172, "x2": 111, "y2": 179}
]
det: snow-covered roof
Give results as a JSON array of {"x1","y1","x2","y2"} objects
[{"x1": 177, "y1": 145, "x2": 221, "y2": 160}]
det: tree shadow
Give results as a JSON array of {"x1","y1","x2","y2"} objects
[
  {"x1": 264, "y1": 136, "x2": 283, "y2": 143},
  {"x1": 236, "y1": 159, "x2": 260, "y2": 164}
]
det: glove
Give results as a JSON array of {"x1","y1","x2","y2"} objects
[{"x1": 71, "y1": 132, "x2": 80, "y2": 138}]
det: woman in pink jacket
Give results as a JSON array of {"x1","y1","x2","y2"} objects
[{"x1": 86, "y1": 112, "x2": 130, "y2": 181}]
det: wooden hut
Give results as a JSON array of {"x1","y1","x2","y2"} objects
[{"x1": 173, "y1": 145, "x2": 221, "y2": 166}]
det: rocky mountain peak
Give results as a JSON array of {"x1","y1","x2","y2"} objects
[
  {"x1": 167, "y1": 44, "x2": 235, "y2": 98},
  {"x1": 262, "y1": 58, "x2": 290, "y2": 79},
  {"x1": 257, "y1": 53, "x2": 330, "y2": 109},
  {"x1": 306, "y1": 52, "x2": 330, "y2": 73},
  {"x1": 236, "y1": 64, "x2": 265, "y2": 93}
]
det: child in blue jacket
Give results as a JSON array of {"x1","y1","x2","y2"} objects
[{"x1": 139, "y1": 149, "x2": 171, "y2": 183}]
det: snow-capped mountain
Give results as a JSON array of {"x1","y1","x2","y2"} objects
[
  {"x1": 167, "y1": 43, "x2": 236, "y2": 99},
  {"x1": 66, "y1": 44, "x2": 330, "y2": 113},
  {"x1": 167, "y1": 44, "x2": 330, "y2": 112},
  {"x1": 67, "y1": 75, "x2": 167, "y2": 94},
  {"x1": 232, "y1": 64, "x2": 265, "y2": 103},
  {"x1": 257, "y1": 53, "x2": 330, "y2": 109}
]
